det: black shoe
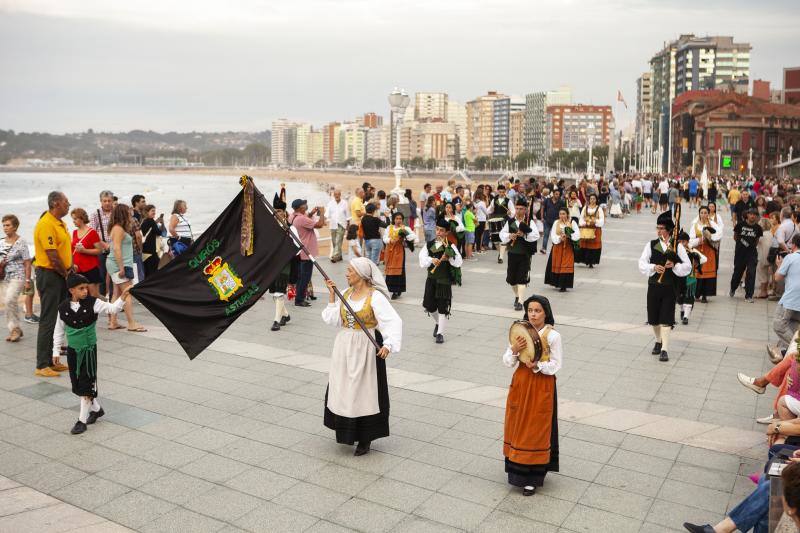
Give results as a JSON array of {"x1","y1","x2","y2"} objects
[
  {"x1": 522, "y1": 486, "x2": 536, "y2": 496},
  {"x1": 433, "y1": 324, "x2": 438, "y2": 338},
  {"x1": 682, "y1": 523, "x2": 715, "y2": 533},
  {"x1": 588, "y1": 264, "x2": 594, "y2": 269},
  {"x1": 651, "y1": 342, "x2": 662, "y2": 355},
  {"x1": 271, "y1": 321, "x2": 281, "y2": 331},
  {"x1": 700, "y1": 296, "x2": 708, "y2": 303},
  {"x1": 435, "y1": 334, "x2": 444, "y2": 344},
  {"x1": 71, "y1": 421, "x2": 87, "y2": 435},
  {"x1": 295, "y1": 301, "x2": 311, "y2": 307},
  {"x1": 280, "y1": 315, "x2": 290, "y2": 326},
  {"x1": 659, "y1": 350, "x2": 669, "y2": 362},
  {"x1": 497, "y1": 257, "x2": 503, "y2": 264},
  {"x1": 559, "y1": 287, "x2": 567, "y2": 292},
  {"x1": 514, "y1": 300, "x2": 523, "y2": 311},
  {"x1": 354, "y1": 441, "x2": 371, "y2": 456},
  {"x1": 391, "y1": 293, "x2": 400, "y2": 300},
  {"x1": 86, "y1": 408, "x2": 104, "y2": 425},
  {"x1": 309, "y1": 294, "x2": 317, "y2": 301},
  {"x1": 682, "y1": 317, "x2": 688, "y2": 325},
  {"x1": 729, "y1": 289, "x2": 735, "y2": 297},
  {"x1": 680, "y1": 310, "x2": 684, "y2": 320}
]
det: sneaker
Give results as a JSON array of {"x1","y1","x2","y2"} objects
[
  {"x1": 24, "y1": 314, "x2": 39, "y2": 324},
  {"x1": 86, "y1": 408, "x2": 105, "y2": 425},
  {"x1": 737, "y1": 372, "x2": 766, "y2": 394},
  {"x1": 767, "y1": 344, "x2": 784, "y2": 364},
  {"x1": 522, "y1": 486, "x2": 536, "y2": 496},
  {"x1": 34, "y1": 367, "x2": 60, "y2": 377},
  {"x1": 756, "y1": 414, "x2": 776, "y2": 425},
  {"x1": 70, "y1": 421, "x2": 87, "y2": 435}
]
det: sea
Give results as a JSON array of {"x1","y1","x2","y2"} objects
[{"x1": 0, "y1": 172, "x2": 331, "y2": 245}]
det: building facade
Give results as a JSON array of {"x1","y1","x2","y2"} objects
[
  {"x1": 366, "y1": 124, "x2": 391, "y2": 163},
  {"x1": 524, "y1": 86, "x2": 571, "y2": 158},
  {"x1": 547, "y1": 105, "x2": 613, "y2": 152},
  {"x1": 410, "y1": 122, "x2": 459, "y2": 167},
  {"x1": 447, "y1": 100, "x2": 467, "y2": 160},
  {"x1": 359, "y1": 113, "x2": 383, "y2": 128},
  {"x1": 294, "y1": 123, "x2": 311, "y2": 165},
  {"x1": 466, "y1": 91, "x2": 506, "y2": 160},
  {"x1": 785, "y1": 67, "x2": 800, "y2": 106},
  {"x1": 509, "y1": 109, "x2": 525, "y2": 160},
  {"x1": 322, "y1": 122, "x2": 341, "y2": 164},
  {"x1": 415, "y1": 92, "x2": 448, "y2": 122},
  {"x1": 670, "y1": 91, "x2": 800, "y2": 175},
  {"x1": 271, "y1": 119, "x2": 296, "y2": 166}
]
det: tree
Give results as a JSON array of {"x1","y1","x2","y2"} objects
[
  {"x1": 425, "y1": 158, "x2": 437, "y2": 170},
  {"x1": 241, "y1": 143, "x2": 269, "y2": 166},
  {"x1": 473, "y1": 156, "x2": 491, "y2": 170},
  {"x1": 410, "y1": 156, "x2": 425, "y2": 169},
  {"x1": 514, "y1": 150, "x2": 534, "y2": 170}
]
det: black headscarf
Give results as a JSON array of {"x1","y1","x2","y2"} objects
[{"x1": 520, "y1": 294, "x2": 555, "y2": 326}]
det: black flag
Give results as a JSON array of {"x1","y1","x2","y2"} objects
[{"x1": 131, "y1": 180, "x2": 298, "y2": 359}]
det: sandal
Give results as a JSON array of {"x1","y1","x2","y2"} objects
[
  {"x1": 108, "y1": 324, "x2": 125, "y2": 330},
  {"x1": 126, "y1": 326, "x2": 148, "y2": 332}
]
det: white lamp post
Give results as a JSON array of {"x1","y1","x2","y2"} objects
[
  {"x1": 748, "y1": 147, "x2": 753, "y2": 179},
  {"x1": 586, "y1": 123, "x2": 595, "y2": 178},
  {"x1": 717, "y1": 148, "x2": 721, "y2": 176},
  {"x1": 388, "y1": 87, "x2": 410, "y2": 198}
]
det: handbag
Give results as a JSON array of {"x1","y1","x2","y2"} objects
[{"x1": 579, "y1": 227, "x2": 596, "y2": 240}]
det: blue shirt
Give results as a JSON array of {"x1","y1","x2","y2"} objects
[
  {"x1": 689, "y1": 179, "x2": 698, "y2": 194},
  {"x1": 779, "y1": 252, "x2": 800, "y2": 311}
]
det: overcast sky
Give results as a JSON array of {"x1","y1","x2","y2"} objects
[{"x1": 0, "y1": 0, "x2": 797, "y2": 134}]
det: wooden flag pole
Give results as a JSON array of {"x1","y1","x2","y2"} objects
[{"x1": 255, "y1": 186, "x2": 382, "y2": 351}]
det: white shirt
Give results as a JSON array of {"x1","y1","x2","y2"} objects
[
  {"x1": 502, "y1": 326, "x2": 562, "y2": 375},
  {"x1": 499, "y1": 218, "x2": 540, "y2": 245},
  {"x1": 382, "y1": 225, "x2": 418, "y2": 245},
  {"x1": 419, "y1": 241, "x2": 463, "y2": 269},
  {"x1": 638, "y1": 239, "x2": 692, "y2": 278},
  {"x1": 688, "y1": 220, "x2": 722, "y2": 248},
  {"x1": 550, "y1": 220, "x2": 580, "y2": 244},
  {"x1": 475, "y1": 201, "x2": 489, "y2": 223},
  {"x1": 642, "y1": 179, "x2": 653, "y2": 194},
  {"x1": 326, "y1": 198, "x2": 350, "y2": 230},
  {"x1": 321, "y1": 290, "x2": 403, "y2": 353},
  {"x1": 579, "y1": 206, "x2": 605, "y2": 228},
  {"x1": 658, "y1": 180, "x2": 669, "y2": 194},
  {"x1": 52, "y1": 298, "x2": 126, "y2": 357}
]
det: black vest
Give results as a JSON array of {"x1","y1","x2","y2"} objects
[
  {"x1": 57, "y1": 297, "x2": 98, "y2": 329},
  {"x1": 493, "y1": 197, "x2": 510, "y2": 218},
  {"x1": 649, "y1": 239, "x2": 681, "y2": 286}
]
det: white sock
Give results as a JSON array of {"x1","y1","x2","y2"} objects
[
  {"x1": 682, "y1": 304, "x2": 692, "y2": 320},
  {"x1": 516, "y1": 285, "x2": 526, "y2": 301},
  {"x1": 280, "y1": 298, "x2": 289, "y2": 318},
  {"x1": 79, "y1": 398, "x2": 91, "y2": 423},
  {"x1": 437, "y1": 314, "x2": 447, "y2": 335},
  {"x1": 432, "y1": 312, "x2": 439, "y2": 325},
  {"x1": 652, "y1": 325, "x2": 662, "y2": 343},
  {"x1": 660, "y1": 326, "x2": 671, "y2": 352},
  {"x1": 91, "y1": 398, "x2": 101, "y2": 412},
  {"x1": 511, "y1": 285, "x2": 518, "y2": 299},
  {"x1": 274, "y1": 298, "x2": 283, "y2": 323}
]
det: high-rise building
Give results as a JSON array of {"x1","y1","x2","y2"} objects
[
  {"x1": 524, "y1": 86, "x2": 572, "y2": 158},
  {"x1": 339, "y1": 123, "x2": 367, "y2": 164},
  {"x1": 509, "y1": 109, "x2": 525, "y2": 160},
  {"x1": 366, "y1": 125, "x2": 391, "y2": 162},
  {"x1": 415, "y1": 92, "x2": 448, "y2": 122},
  {"x1": 308, "y1": 130, "x2": 324, "y2": 165},
  {"x1": 294, "y1": 123, "x2": 311, "y2": 165},
  {"x1": 466, "y1": 91, "x2": 507, "y2": 160},
  {"x1": 410, "y1": 122, "x2": 459, "y2": 167},
  {"x1": 635, "y1": 72, "x2": 653, "y2": 167},
  {"x1": 785, "y1": 67, "x2": 800, "y2": 105},
  {"x1": 492, "y1": 97, "x2": 525, "y2": 158},
  {"x1": 271, "y1": 119, "x2": 296, "y2": 166},
  {"x1": 322, "y1": 122, "x2": 341, "y2": 164},
  {"x1": 360, "y1": 113, "x2": 383, "y2": 128},
  {"x1": 547, "y1": 105, "x2": 613, "y2": 152},
  {"x1": 447, "y1": 100, "x2": 467, "y2": 160},
  {"x1": 648, "y1": 34, "x2": 751, "y2": 170}
]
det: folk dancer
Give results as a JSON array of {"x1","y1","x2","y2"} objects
[
  {"x1": 420, "y1": 219, "x2": 463, "y2": 344},
  {"x1": 502, "y1": 295, "x2": 562, "y2": 496},
  {"x1": 688, "y1": 205, "x2": 721, "y2": 303},
  {"x1": 382, "y1": 212, "x2": 418, "y2": 300},
  {"x1": 677, "y1": 231, "x2": 707, "y2": 325},
  {"x1": 322, "y1": 258, "x2": 402, "y2": 456},
  {"x1": 53, "y1": 273, "x2": 129, "y2": 434},
  {"x1": 500, "y1": 200, "x2": 540, "y2": 310},
  {"x1": 638, "y1": 211, "x2": 692, "y2": 362},
  {"x1": 544, "y1": 207, "x2": 580, "y2": 292},
  {"x1": 578, "y1": 193, "x2": 604, "y2": 268},
  {"x1": 269, "y1": 189, "x2": 299, "y2": 331},
  {"x1": 488, "y1": 185, "x2": 514, "y2": 264}
]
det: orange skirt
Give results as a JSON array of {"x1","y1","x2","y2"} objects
[
  {"x1": 550, "y1": 241, "x2": 574, "y2": 274},
  {"x1": 579, "y1": 227, "x2": 602, "y2": 250},
  {"x1": 504, "y1": 365, "x2": 556, "y2": 466},
  {"x1": 383, "y1": 240, "x2": 404, "y2": 276},
  {"x1": 695, "y1": 240, "x2": 717, "y2": 279}
]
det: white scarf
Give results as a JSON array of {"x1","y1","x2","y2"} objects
[{"x1": 349, "y1": 257, "x2": 390, "y2": 298}]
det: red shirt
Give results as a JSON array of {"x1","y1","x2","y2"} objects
[
  {"x1": 289, "y1": 212, "x2": 319, "y2": 261},
  {"x1": 71, "y1": 228, "x2": 100, "y2": 273}
]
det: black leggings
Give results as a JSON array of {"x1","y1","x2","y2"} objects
[{"x1": 475, "y1": 222, "x2": 486, "y2": 250}]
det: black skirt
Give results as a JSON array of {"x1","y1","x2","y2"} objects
[
  {"x1": 423, "y1": 277, "x2": 451, "y2": 316},
  {"x1": 323, "y1": 331, "x2": 389, "y2": 445},
  {"x1": 505, "y1": 385, "x2": 559, "y2": 487},
  {"x1": 385, "y1": 255, "x2": 406, "y2": 294},
  {"x1": 67, "y1": 346, "x2": 98, "y2": 398},
  {"x1": 647, "y1": 282, "x2": 677, "y2": 326},
  {"x1": 268, "y1": 270, "x2": 290, "y2": 295},
  {"x1": 506, "y1": 253, "x2": 532, "y2": 285},
  {"x1": 659, "y1": 193, "x2": 669, "y2": 205},
  {"x1": 695, "y1": 277, "x2": 717, "y2": 297},
  {"x1": 544, "y1": 253, "x2": 574, "y2": 290},
  {"x1": 578, "y1": 248, "x2": 601, "y2": 266}
]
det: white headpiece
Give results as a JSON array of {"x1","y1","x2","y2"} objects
[{"x1": 348, "y1": 257, "x2": 389, "y2": 298}]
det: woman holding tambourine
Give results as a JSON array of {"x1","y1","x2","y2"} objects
[{"x1": 502, "y1": 295, "x2": 562, "y2": 496}]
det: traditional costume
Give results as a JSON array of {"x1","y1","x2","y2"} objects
[
  {"x1": 502, "y1": 295, "x2": 561, "y2": 495},
  {"x1": 638, "y1": 211, "x2": 692, "y2": 362},
  {"x1": 382, "y1": 221, "x2": 418, "y2": 299},
  {"x1": 419, "y1": 219, "x2": 463, "y2": 344},
  {"x1": 544, "y1": 217, "x2": 580, "y2": 292},
  {"x1": 499, "y1": 202, "x2": 540, "y2": 310},
  {"x1": 322, "y1": 258, "x2": 402, "y2": 452},
  {"x1": 268, "y1": 189, "x2": 296, "y2": 331},
  {"x1": 489, "y1": 192, "x2": 513, "y2": 263},
  {"x1": 53, "y1": 274, "x2": 125, "y2": 434},
  {"x1": 688, "y1": 216, "x2": 722, "y2": 301},
  {"x1": 677, "y1": 232, "x2": 708, "y2": 325},
  {"x1": 578, "y1": 204, "x2": 604, "y2": 267}
]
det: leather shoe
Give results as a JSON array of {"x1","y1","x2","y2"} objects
[
  {"x1": 295, "y1": 301, "x2": 311, "y2": 307},
  {"x1": 433, "y1": 325, "x2": 438, "y2": 338},
  {"x1": 682, "y1": 523, "x2": 714, "y2": 533},
  {"x1": 522, "y1": 486, "x2": 536, "y2": 496},
  {"x1": 51, "y1": 363, "x2": 68, "y2": 372},
  {"x1": 766, "y1": 344, "x2": 783, "y2": 364},
  {"x1": 87, "y1": 408, "x2": 104, "y2": 425},
  {"x1": 71, "y1": 421, "x2": 87, "y2": 435},
  {"x1": 35, "y1": 367, "x2": 60, "y2": 377},
  {"x1": 354, "y1": 441, "x2": 371, "y2": 456},
  {"x1": 435, "y1": 334, "x2": 444, "y2": 344},
  {"x1": 651, "y1": 342, "x2": 662, "y2": 355},
  {"x1": 659, "y1": 350, "x2": 669, "y2": 362},
  {"x1": 271, "y1": 321, "x2": 281, "y2": 331},
  {"x1": 280, "y1": 315, "x2": 291, "y2": 326}
]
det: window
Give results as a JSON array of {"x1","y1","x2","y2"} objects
[{"x1": 722, "y1": 135, "x2": 741, "y2": 151}]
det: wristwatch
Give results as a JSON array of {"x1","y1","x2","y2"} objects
[{"x1": 775, "y1": 422, "x2": 782, "y2": 435}]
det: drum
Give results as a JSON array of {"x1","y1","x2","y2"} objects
[
  {"x1": 508, "y1": 320, "x2": 543, "y2": 365},
  {"x1": 488, "y1": 218, "x2": 504, "y2": 243}
]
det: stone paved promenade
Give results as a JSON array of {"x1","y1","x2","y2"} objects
[{"x1": 0, "y1": 205, "x2": 787, "y2": 532}]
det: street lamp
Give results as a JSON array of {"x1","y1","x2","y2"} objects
[
  {"x1": 748, "y1": 147, "x2": 753, "y2": 179},
  {"x1": 717, "y1": 148, "x2": 722, "y2": 176},
  {"x1": 587, "y1": 123, "x2": 595, "y2": 178},
  {"x1": 388, "y1": 87, "x2": 410, "y2": 198}
]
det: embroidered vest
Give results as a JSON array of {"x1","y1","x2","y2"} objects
[
  {"x1": 339, "y1": 289, "x2": 378, "y2": 330},
  {"x1": 57, "y1": 297, "x2": 98, "y2": 328},
  {"x1": 538, "y1": 325, "x2": 553, "y2": 363}
]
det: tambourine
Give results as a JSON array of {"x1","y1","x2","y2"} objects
[{"x1": 508, "y1": 320, "x2": 543, "y2": 365}]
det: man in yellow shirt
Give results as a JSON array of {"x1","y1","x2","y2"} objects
[
  {"x1": 727, "y1": 186, "x2": 741, "y2": 208},
  {"x1": 350, "y1": 188, "x2": 365, "y2": 226},
  {"x1": 33, "y1": 191, "x2": 73, "y2": 377}
]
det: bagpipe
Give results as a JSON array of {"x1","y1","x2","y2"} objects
[{"x1": 658, "y1": 203, "x2": 681, "y2": 284}]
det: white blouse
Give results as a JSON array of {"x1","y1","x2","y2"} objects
[
  {"x1": 550, "y1": 220, "x2": 580, "y2": 245},
  {"x1": 579, "y1": 206, "x2": 605, "y2": 228},
  {"x1": 321, "y1": 290, "x2": 403, "y2": 353},
  {"x1": 688, "y1": 220, "x2": 722, "y2": 249},
  {"x1": 502, "y1": 326, "x2": 562, "y2": 375},
  {"x1": 52, "y1": 298, "x2": 126, "y2": 357},
  {"x1": 638, "y1": 239, "x2": 693, "y2": 278},
  {"x1": 419, "y1": 242, "x2": 463, "y2": 269},
  {"x1": 499, "y1": 218, "x2": 540, "y2": 245},
  {"x1": 382, "y1": 225, "x2": 419, "y2": 245}
]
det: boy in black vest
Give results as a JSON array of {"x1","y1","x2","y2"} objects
[
  {"x1": 53, "y1": 273, "x2": 129, "y2": 434},
  {"x1": 488, "y1": 185, "x2": 514, "y2": 263},
  {"x1": 499, "y1": 199, "x2": 540, "y2": 310},
  {"x1": 419, "y1": 219, "x2": 463, "y2": 344},
  {"x1": 638, "y1": 211, "x2": 691, "y2": 362}
]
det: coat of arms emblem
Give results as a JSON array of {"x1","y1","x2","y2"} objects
[{"x1": 203, "y1": 256, "x2": 243, "y2": 302}]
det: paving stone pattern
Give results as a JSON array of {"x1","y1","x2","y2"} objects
[{"x1": 0, "y1": 205, "x2": 789, "y2": 532}]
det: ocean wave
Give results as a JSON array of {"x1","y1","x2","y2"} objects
[{"x1": 0, "y1": 195, "x2": 48, "y2": 205}]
